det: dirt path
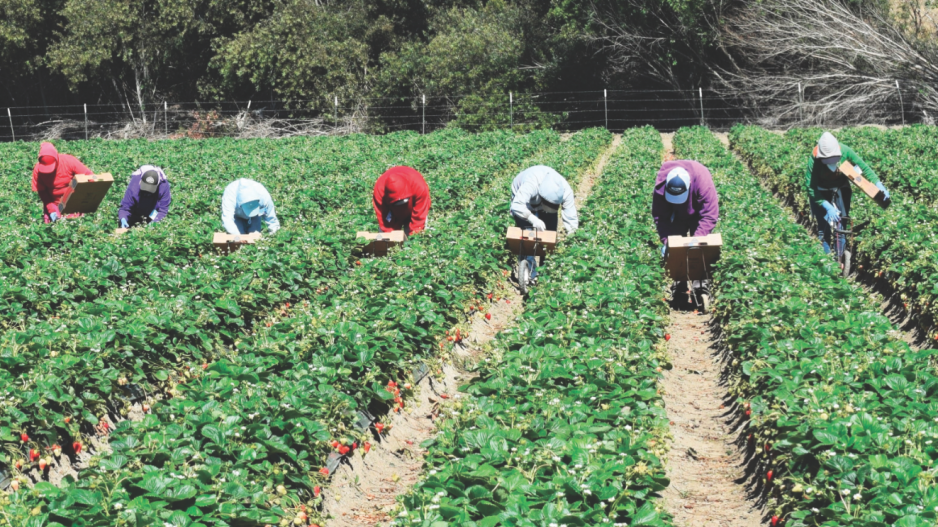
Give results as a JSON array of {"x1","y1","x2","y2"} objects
[
  {"x1": 323, "y1": 136, "x2": 623, "y2": 527},
  {"x1": 660, "y1": 311, "x2": 762, "y2": 526},
  {"x1": 659, "y1": 131, "x2": 762, "y2": 526}
]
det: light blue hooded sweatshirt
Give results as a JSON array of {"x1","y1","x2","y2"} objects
[
  {"x1": 221, "y1": 178, "x2": 280, "y2": 235},
  {"x1": 510, "y1": 165, "x2": 578, "y2": 234}
]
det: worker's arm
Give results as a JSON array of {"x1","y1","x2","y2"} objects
[
  {"x1": 693, "y1": 167, "x2": 719, "y2": 237},
  {"x1": 32, "y1": 167, "x2": 59, "y2": 214},
  {"x1": 220, "y1": 184, "x2": 240, "y2": 235},
  {"x1": 408, "y1": 185, "x2": 430, "y2": 234},
  {"x1": 65, "y1": 156, "x2": 92, "y2": 176},
  {"x1": 117, "y1": 176, "x2": 137, "y2": 221},
  {"x1": 651, "y1": 189, "x2": 671, "y2": 244},
  {"x1": 804, "y1": 158, "x2": 825, "y2": 207},
  {"x1": 263, "y1": 199, "x2": 280, "y2": 234},
  {"x1": 841, "y1": 144, "x2": 881, "y2": 185},
  {"x1": 559, "y1": 180, "x2": 578, "y2": 234},
  {"x1": 372, "y1": 177, "x2": 392, "y2": 232},
  {"x1": 152, "y1": 181, "x2": 172, "y2": 222},
  {"x1": 509, "y1": 177, "x2": 538, "y2": 221}
]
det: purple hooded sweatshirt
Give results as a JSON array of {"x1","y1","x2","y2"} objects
[
  {"x1": 118, "y1": 165, "x2": 172, "y2": 225},
  {"x1": 652, "y1": 160, "x2": 719, "y2": 244}
]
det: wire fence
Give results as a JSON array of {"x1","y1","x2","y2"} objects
[{"x1": 1, "y1": 87, "x2": 926, "y2": 142}]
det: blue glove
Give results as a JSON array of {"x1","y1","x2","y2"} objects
[
  {"x1": 875, "y1": 181, "x2": 890, "y2": 200},
  {"x1": 821, "y1": 201, "x2": 841, "y2": 225},
  {"x1": 49, "y1": 212, "x2": 59, "y2": 222},
  {"x1": 661, "y1": 244, "x2": 667, "y2": 257},
  {"x1": 120, "y1": 218, "x2": 129, "y2": 229}
]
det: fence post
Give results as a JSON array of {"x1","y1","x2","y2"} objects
[
  {"x1": 334, "y1": 96, "x2": 338, "y2": 133},
  {"x1": 896, "y1": 80, "x2": 905, "y2": 126},
  {"x1": 7, "y1": 108, "x2": 13, "y2": 141},
  {"x1": 84, "y1": 104, "x2": 88, "y2": 140},
  {"x1": 604, "y1": 89, "x2": 608, "y2": 129},
  {"x1": 509, "y1": 92, "x2": 513, "y2": 129},
  {"x1": 164, "y1": 101, "x2": 168, "y2": 136},
  {"x1": 422, "y1": 95, "x2": 426, "y2": 135},
  {"x1": 699, "y1": 88, "x2": 705, "y2": 127},
  {"x1": 798, "y1": 83, "x2": 803, "y2": 123}
]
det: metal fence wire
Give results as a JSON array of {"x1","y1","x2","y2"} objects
[{"x1": 1, "y1": 87, "x2": 924, "y2": 142}]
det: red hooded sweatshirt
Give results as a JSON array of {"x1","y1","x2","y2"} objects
[
  {"x1": 31, "y1": 142, "x2": 92, "y2": 215},
  {"x1": 373, "y1": 166, "x2": 430, "y2": 234}
]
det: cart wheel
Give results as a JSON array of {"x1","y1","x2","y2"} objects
[
  {"x1": 699, "y1": 293, "x2": 711, "y2": 313},
  {"x1": 841, "y1": 249, "x2": 852, "y2": 277},
  {"x1": 518, "y1": 259, "x2": 531, "y2": 295}
]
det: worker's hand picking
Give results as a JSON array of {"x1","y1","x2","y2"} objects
[
  {"x1": 822, "y1": 201, "x2": 841, "y2": 224},
  {"x1": 875, "y1": 181, "x2": 890, "y2": 200},
  {"x1": 528, "y1": 216, "x2": 546, "y2": 231}
]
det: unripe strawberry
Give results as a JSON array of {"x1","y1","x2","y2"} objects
[
  {"x1": 10, "y1": 480, "x2": 19, "y2": 491},
  {"x1": 277, "y1": 485, "x2": 287, "y2": 496},
  {"x1": 39, "y1": 458, "x2": 48, "y2": 471},
  {"x1": 52, "y1": 444, "x2": 62, "y2": 457}
]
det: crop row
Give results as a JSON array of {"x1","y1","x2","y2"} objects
[
  {"x1": 674, "y1": 126, "x2": 938, "y2": 527},
  {"x1": 729, "y1": 126, "x2": 938, "y2": 340},
  {"x1": 0, "y1": 129, "x2": 612, "y2": 526},
  {"x1": 397, "y1": 127, "x2": 674, "y2": 527},
  {"x1": 0, "y1": 129, "x2": 540, "y2": 452}
]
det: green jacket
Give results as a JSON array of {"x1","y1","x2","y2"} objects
[{"x1": 805, "y1": 143, "x2": 880, "y2": 206}]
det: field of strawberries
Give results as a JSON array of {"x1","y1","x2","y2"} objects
[{"x1": 4, "y1": 123, "x2": 938, "y2": 527}]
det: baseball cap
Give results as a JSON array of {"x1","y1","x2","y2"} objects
[
  {"x1": 37, "y1": 142, "x2": 59, "y2": 174},
  {"x1": 665, "y1": 167, "x2": 690, "y2": 204},
  {"x1": 139, "y1": 170, "x2": 159, "y2": 193},
  {"x1": 816, "y1": 132, "x2": 842, "y2": 165}
]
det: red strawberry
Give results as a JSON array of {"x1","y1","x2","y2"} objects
[
  {"x1": 331, "y1": 440, "x2": 339, "y2": 448},
  {"x1": 29, "y1": 449, "x2": 40, "y2": 462},
  {"x1": 771, "y1": 515, "x2": 780, "y2": 527},
  {"x1": 14, "y1": 459, "x2": 22, "y2": 470},
  {"x1": 319, "y1": 467, "x2": 329, "y2": 476},
  {"x1": 487, "y1": 294, "x2": 493, "y2": 300},
  {"x1": 202, "y1": 363, "x2": 208, "y2": 369},
  {"x1": 314, "y1": 485, "x2": 321, "y2": 496},
  {"x1": 73, "y1": 441, "x2": 82, "y2": 454},
  {"x1": 485, "y1": 313, "x2": 492, "y2": 320},
  {"x1": 286, "y1": 302, "x2": 291, "y2": 308},
  {"x1": 20, "y1": 433, "x2": 28, "y2": 442},
  {"x1": 766, "y1": 470, "x2": 773, "y2": 483},
  {"x1": 440, "y1": 394, "x2": 450, "y2": 399},
  {"x1": 297, "y1": 512, "x2": 308, "y2": 522},
  {"x1": 64, "y1": 417, "x2": 71, "y2": 424},
  {"x1": 765, "y1": 443, "x2": 771, "y2": 452},
  {"x1": 375, "y1": 423, "x2": 385, "y2": 433},
  {"x1": 664, "y1": 334, "x2": 671, "y2": 341},
  {"x1": 364, "y1": 442, "x2": 371, "y2": 453},
  {"x1": 338, "y1": 445, "x2": 350, "y2": 455},
  {"x1": 745, "y1": 409, "x2": 752, "y2": 416}
]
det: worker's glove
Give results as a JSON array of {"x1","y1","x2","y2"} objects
[
  {"x1": 120, "y1": 218, "x2": 129, "y2": 229},
  {"x1": 821, "y1": 201, "x2": 841, "y2": 225},
  {"x1": 49, "y1": 212, "x2": 59, "y2": 222},
  {"x1": 660, "y1": 244, "x2": 667, "y2": 258},
  {"x1": 875, "y1": 181, "x2": 890, "y2": 200},
  {"x1": 528, "y1": 216, "x2": 547, "y2": 231}
]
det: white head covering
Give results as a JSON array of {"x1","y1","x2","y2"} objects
[{"x1": 664, "y1": 167, "x2": 690, "y2": 204}]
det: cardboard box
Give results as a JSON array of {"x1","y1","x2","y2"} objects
[
  {"x1": 838, "y1": 162, "x2": 890, "y2": 209},
  {"x1": 60, "y1": 173, "x2": 114, "y2": 214},
  {"x1": 357, "y1": 230, "x2": 405, "y2": 257},
  {"x1": 113, "y1": 228, "x2": 129, "y2": 236},
  {"x1": 665, "y1": 233, "x2": 722, "y2": 281},
  {"x1": 506, "y1": 227, "x2": 558, "y2": 258},
  {"x1": 213, "y1": 232, "x2": 262, "y2": 254}
]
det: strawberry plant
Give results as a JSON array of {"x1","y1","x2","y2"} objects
[
  {"x1": 398, "y1": 127, "x2": 675, "y2": 527},
  {"x1": 676, "y1": 126, "x2": 938, "y2": 527}
]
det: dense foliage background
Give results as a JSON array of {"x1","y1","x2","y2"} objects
[{"x1": 1, "y1": 0, "x2": 935, "y2": 129}]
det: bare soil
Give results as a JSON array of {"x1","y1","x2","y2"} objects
[
  {"x1": 661, "y1": 310, "x2": 762, "y2": 527},
  {"x1": 575, "y1": 134, "x2": 622, "y2": 210}
]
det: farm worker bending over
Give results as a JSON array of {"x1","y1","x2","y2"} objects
[
  {"x1": 221, "y1": 178, "x2": 280, "y2": 235},
  {"x1": 118, "y1": 166, "x2": 172, "y2": 228},
  {"x1": 807, "y1": 132, "x2": 889, "y2": 254},
  {"x1": 373, "y1": 166, "x2": 431, "y2": 235},
  {"x1": 510, "y1": 165, "x2": 578, "y2": 280},
  {"x1": 652, "y1": 160, "x2": 719, "y2": 255},
  {"x1": 31, "y1": 142, "x2": 93, "y2": 223}
]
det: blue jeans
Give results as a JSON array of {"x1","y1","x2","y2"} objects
[
  {"x1": 513, "y1": 210, "x2": 558, "y2": 279},
  {"x1": 234, "y1": 216, "x2": 263, "y2": 234},
  {"x1": 809, "y1": 185, "x2": 852, "y2": 254}
]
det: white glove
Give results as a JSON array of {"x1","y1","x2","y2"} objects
[{"x1": 528, "y1": 216, "x2": 547, "y2": 231}]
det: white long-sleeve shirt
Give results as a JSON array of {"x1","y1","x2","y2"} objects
[
  {"x1": 221, "y1": 179, "x2": 280, "y2": 235},
  {"x1": 510, "y1": 165, "x2": 578, "y2": 234}
]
